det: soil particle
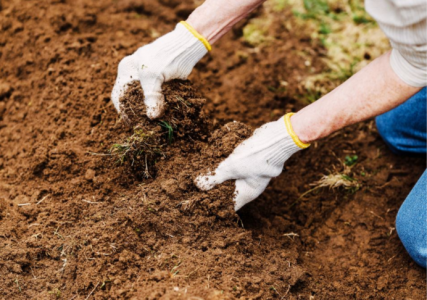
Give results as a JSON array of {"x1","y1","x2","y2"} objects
[
  {"x1": 160, "y1": 179, "x2": 179, "y2": 197},
  {"x1": 85, "y1": 168, "x2": 96, "y2": 181},
  {"x1": 0, "y1": 81, "x2": 12, "y2": 100}
]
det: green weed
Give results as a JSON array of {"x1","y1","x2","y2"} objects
[
  {"x1": 159, "y1": 121, "x2": 174, "y2": 144},
  {"x1": 303, "y1": 0, "x2": 329, "y2": 15},
  {"x1": 344, "y1": 155, "x2": 358, "y2": 166}
]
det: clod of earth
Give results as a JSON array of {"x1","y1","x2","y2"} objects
[{"x1": 111, "y1": 80, "x2": 209, "y2": 178}]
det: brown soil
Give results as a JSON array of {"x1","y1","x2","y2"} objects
[{"x1": 0, "y1": 0, "x2": 425, "y2": 299}]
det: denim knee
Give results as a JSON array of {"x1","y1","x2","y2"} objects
[
  {"x1": 375, "y1": 115, "x2": 403, "y2": 154},
  {"x1": 395, "y1": 171, "x2": 427, "y2": 268},
  {"x1": 396, "y1": 211, "x2": 427, "y2": 268},
  {"x1": 375, "y1": 87, "x2": 427, "y2": 155}
]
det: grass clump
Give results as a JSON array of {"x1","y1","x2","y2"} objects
[
  {"x1": 293, "y1": 157, "x2": 361, "y2": 205},
  {"x1": 279, "y1": 0, "x2": 389, "y2": 100},
  {"x1": 110, "y1": 80, "x2": 208, "y2": 179},
  {"x1": 242, "y1": 18, "x2": 274, "y2": 46},
  {"x1": 110, "y1": 127, "x2": 164, "y2": 178},
  {"x1": 312, "y1": 173, "x2": 359, "y2": 191},
  {"x1": 293, "y1": 172, "x2": 359, "y2": 206}
]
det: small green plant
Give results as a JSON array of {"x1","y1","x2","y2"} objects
[
  {"x1": 303, "y1": 0, "x2": 329, "y2": 15},
  {"x1": 349, "y1": 0, "x2": 375, "y2": 24},
  {"x1": 159, "y1": 121, "x2": 174, "y2": 144},
  {"x1": 293, "y1": 0, "x2": 330, "y2": 20},
  {"x1": 319, "y1": 21, "x2": 331, "y2": 34},
  {"x1": 344, "y1": 155, "x2": 358, "y2": 166},
  {"x1": 352, "y1": 14, "x2": 373, "y2": 24}
]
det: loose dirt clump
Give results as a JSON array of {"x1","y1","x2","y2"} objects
[{"x1": 111, "y1": 80, "x2": 209, "y2": 178}]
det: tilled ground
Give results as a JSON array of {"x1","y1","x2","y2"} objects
[{"x1": 0, "y1": 0, "x2": 425, "y2": 299}]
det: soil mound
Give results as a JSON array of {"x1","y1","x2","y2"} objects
[
  {"x1": 115, "y1": 79, "x2": 253, "y2": 219},
  {"x1": 0, "y1": 78, "x2": 308, "y2": 299}
]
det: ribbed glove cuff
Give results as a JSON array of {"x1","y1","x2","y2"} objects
[{"x1": 152, "y1": 22, "x2": 208, "y2": 76}]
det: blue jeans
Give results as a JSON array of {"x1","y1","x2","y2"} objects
[{"x1": 376, "y1": 87, "x2": 426, "y2": 268}]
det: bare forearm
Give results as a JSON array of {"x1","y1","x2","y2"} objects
[
  {"x1": 291, "y1": 51, "x2": 421, "y2": 143},
  {"x1": 186, "y1": 0, "x2": 266, "y2": 44}
]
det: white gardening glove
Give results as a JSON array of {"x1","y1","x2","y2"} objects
[
  {"x1": 111, "y1": 21, "x2": 211, "y2": 119},
  {"x1": 195, "y1": 113, "x2": 310, "y2": 211}
]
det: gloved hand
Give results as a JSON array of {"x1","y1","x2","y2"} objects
[
  {"x1": 195, "y1": 113, "x2": 310, "y2": 211},
  {"x1": 111, "y1": 21, "x2": 211, "y2": 119}
]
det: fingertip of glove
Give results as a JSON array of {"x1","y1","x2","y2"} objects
[
  {"x1": 234, "y1": 202, "x2": 243, "y2": 211},
  {"x1": 233, "y1": 190, "x2": 244, "y2": 211},
  {"x1": 194, "y1": 176, "x2": 207, "y2": 191},
  {"x1": 111, "y1": 86, "x2": 123, "y2": 113},
  {"x1": 194, "y1": 174, "x2": 214, "y2": 191},
  {"x1": 146, "y1": 107, "x2": 164, "y2": 119},
  {"x1": 144, "y1": 92, "x2": 165, "y2": 119}
]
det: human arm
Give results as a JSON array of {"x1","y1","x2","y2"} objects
[
  {"x1": 291, "y1": 51, "x2": 422, "y2": 143},
  {"x1": 186, "y1": 0, "x2": 266, "y2": 44},
  {"x1": 111, "y1": 0, "x2": 265, "y2": 119},
  {"x1": 196, "y1": 1, "x2": 426, "y2": 211}
]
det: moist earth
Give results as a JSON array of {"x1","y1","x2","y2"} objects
[{"x1": 0, "y1": 0, "x2": 426, "y2": 299}]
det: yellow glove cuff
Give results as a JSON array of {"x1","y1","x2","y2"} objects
[
  {"x1": 179, "y1": 21, "x2": 212, "y2": 52},
  {"x1": 284, "y1": 113, "x2": 311, "y2": 149}
]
